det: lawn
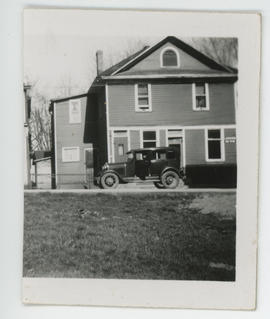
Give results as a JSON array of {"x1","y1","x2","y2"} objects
[{"x1": 23, "y1": 191, "x2": 236, "y2": 281}]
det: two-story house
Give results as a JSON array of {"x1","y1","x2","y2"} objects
[{"x1": 50, "y1": 36, "x2": 237, "y2": 189}]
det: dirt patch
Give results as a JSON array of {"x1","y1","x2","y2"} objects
[{"x1": 189, "y1": 193, "x2": 236, "y2": 218}]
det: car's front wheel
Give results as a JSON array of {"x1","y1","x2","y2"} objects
[
  {"x1": 100, "y1": 172, "x2": 119, "y2": 189},
  {"x1": 161, "y1": 171, "x2": 180, "y2": 189}
]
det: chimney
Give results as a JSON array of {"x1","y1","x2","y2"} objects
[{"x1": 96, "y1": 50, "x2": 103, "y2": 76}]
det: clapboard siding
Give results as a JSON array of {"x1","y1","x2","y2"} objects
[
  {"x1": 125, "y1": 43, "x2": 211, "y2": 72},
  {"x1": 225, "y1": 128, "x2": 236, "y2": 137},
  {"x1": 55, "y1": 96, "x2": 92, "y2": 184},
  {"x1": 225, "y1": 128, "x2": 237, "y2": 163},
  {"x1": 185, "y1": 128, "x2": 237, "y2": 166},
  {"x1": 108, "y1": 83, "x2": 235, "y2": 126},
  {"x1": 185, "y1": 129, "x2": 205, "y2": 165},
  {"x1": 130, "y1": 130, "x2": 140, "y2": 149},
  {"x1": 159, "y1": 129, "x2": 167, "y2": 146}
]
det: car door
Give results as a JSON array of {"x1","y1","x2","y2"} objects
[
  {"x1": 150, "y1": 150, "x2": 168, "y2": 176},
  {"x1": 135, "y1": 151, "x2": 151, "y2": 178}
]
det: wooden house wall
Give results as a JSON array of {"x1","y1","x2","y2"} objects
[
  {"x1": 130, "y1": 130, "x2": 140, "y2": 149},
  {"x1": 224, "y1": 128, "x2": 237, "y2": 163},
  {"x1": 55, "y1": 96, "x2": 92, "y2": 187},
  {"x1": 185, "y1": 129, "x2": 206, "y2": 165},
  {"x1": 185, "y1": 128, "x2": 236, "y2": 165},
  {"x1": 108, "y1": 82, "x2": 235, "y2": 127}
]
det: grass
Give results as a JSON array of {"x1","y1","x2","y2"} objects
[{"x1": 23, "y1": 191, "x2": 236, "y2": 281}]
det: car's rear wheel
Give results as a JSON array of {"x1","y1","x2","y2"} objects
[
  {"x1": 100, "y1": 172, "x2": 119, "y2": 189},
  {"x1": 153, "y1": 181, "x2": 165, "y2": 189},
  {"x1": 161, "y1": 171, "x2": 180, "y2": 189}
]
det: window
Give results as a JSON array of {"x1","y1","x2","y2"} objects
[
  {"x1": 192, "y1": 83, "x2": 210, "y2": 111},
  {"x1": 118, "y1": 144, "x2": 124, "y2": 156},
  {"x1": 162, "y1": 50, "x2": 177, "y2": 66},
  {"x1": 153, "y1": 150, "x2": 167, "y2": 160},
  {"x1": 143, "y1": 131, "x2": 156, "y2": 148},
  {"x1": 206, "y1": 129, "x2": 224, "y2": 161},
  {"x1": 167, "y1": 129, "x2": 182, "y2": 138},
  {"x1": 127, "y1": 152, "x2": 134, "y2": 160},
  {"x1": 136, "y1": 153, "x2": 143, "y2": 160},
  {"x1": 135, "y1": 84, "x2": 152, "y2": 112},
  {"x1": 62, "y1": 147, "x2": 80, "y2": 162},
  {"x1": 69, "y1": 99, "x2": 81, "y2": 123},
  {"x1": 114, "y1": 130, "x2": 127, "y2": 138},
  {"x1": 160, "y1": 47, "x2": 180, "y2": 67}
]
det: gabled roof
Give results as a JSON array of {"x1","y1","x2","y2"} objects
[
  {"x1": 100, "y1": 46, "x2": 150, "y2": 77},
  {"x1": 99, "y1": 36, "x2": 237, "y2": 79},
  {"x1": 49, "y1": 93, "x2": 89, "y2": 112}
]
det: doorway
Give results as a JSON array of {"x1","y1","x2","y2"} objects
[{"x1": 167, "y1": 129, "x2": 183, "y2": 167}]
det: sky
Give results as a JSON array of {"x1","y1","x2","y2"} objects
[
  {"x1": 24, "y1": 34, "x2": 160, "y2": 99},
  {"x1": 23, "y1": 9, "x2": 237, "y2": 103},
  {"x1": 23, "y1": 9, "x2": 169, "y2": 100}
]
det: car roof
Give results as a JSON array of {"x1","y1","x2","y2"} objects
[{"x1": 127, "y1": 147, "x2": 177, "y2": 153}]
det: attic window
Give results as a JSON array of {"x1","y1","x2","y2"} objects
[{"x1": 160, "y1": 47, "x2": 180, "y2": 67}]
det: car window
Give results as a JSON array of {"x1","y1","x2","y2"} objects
[
  {"x1": 136, "y1": 151, "x2": 152, "y2": 160},
  {"x1": 153, "y1": 151, "x2": 167, "y2": 160},
  {"x1": 135, "y1": 153, "x2": 143, "y2": 160},
  {"x1": 127, "y1": 152, "x2": 134, "y2": 161}
]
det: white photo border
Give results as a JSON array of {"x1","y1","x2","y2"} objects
[{"x1": 22, "y1": 8, "x2": 261, "y2": 310}]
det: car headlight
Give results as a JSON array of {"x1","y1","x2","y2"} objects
[{"x1": 102, "y1": 162, "x2": 109, "y2": 170}]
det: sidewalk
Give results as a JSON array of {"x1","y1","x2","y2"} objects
[{"x1": 24, "y1": 184, "x2": 236, "y2": 193}]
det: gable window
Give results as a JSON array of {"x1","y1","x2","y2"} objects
[
  {"x1": 205, "y1": 129, "x2": 225, "y2": 161},
  {"x1": 69, "y1": 99, "x2": 81, "y2": 123},
  {"x1": 135, "y1": 84, "x2": 152, "y2": 112},
  {"x1": 192, "y1": 83, "x2": 210, "y2": 111},
  {"x1": 62, "y1": 147, "x2": 80, "y2": 162},
  {"x1": 160, "y1": 47, "x2": 180, "y2": 67},
  {"x1": 143, "y1": 131, "x2": 156, "y2": 148}
]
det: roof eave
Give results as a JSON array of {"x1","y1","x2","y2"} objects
[
  {"x1": 101, "y1": 74, "x2": 238, "y2": 80},
  {"x1": 50, "y1": 93, "x2": 89, "y2": 104}
]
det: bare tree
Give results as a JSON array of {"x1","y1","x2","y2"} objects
[
  {"x1": 56, "y1": 73, "x2": 87, "y2": 97},
  {"x1": 190, "y1": 38, "x2": 238, "y2": 68},
  {"x1": 104, "y1": 39, "x2": 149, "y2": 72},
  {"x1": 29, "y1": 91, "x2": 51, "y2": 151},
  {"x1": 27, "y1": 73, "x2": 88, "y2": 151}
]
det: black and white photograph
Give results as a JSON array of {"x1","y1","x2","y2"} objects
[{"x1": 21, "y1": 9, "x2": 260, "y2": 309}]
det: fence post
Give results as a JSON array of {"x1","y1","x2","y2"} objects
[{"x1": 34, "y1": 164, "x2": 38, "y2": 188}]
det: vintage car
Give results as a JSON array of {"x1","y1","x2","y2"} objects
[{"x1": 97, "y1": 147, "x2": 185, "y2": 189}]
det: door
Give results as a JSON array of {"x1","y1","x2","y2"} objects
[
  {"x1": 167, "y1": 129, "x2": 183, "y2": 168},
  {"x1": 113, "y1": 131, "x2": 128, "y2": 163},
  {"x1": 168, "y1": 137, "x2": 182, "y2": 168}
]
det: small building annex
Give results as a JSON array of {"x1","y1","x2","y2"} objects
[{"x1": 50, "y1": 36, "x2": 238, "y2": 189}]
